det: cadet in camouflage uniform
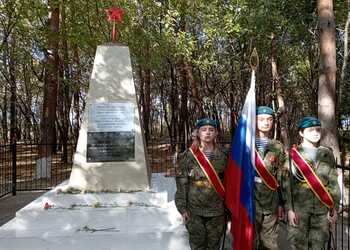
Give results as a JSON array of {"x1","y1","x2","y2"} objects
[
  {"x1": 284, "y1": 117, "x2": 340, "y2": 250},
  {"x1": 175, "y1": 118, "x2": 227, "y2": 250},
  {"x1": 254, "y1": 106, "x2": 285, "y2": 250}
]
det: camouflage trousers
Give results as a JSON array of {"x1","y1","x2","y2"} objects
[
  {"x1": 186, "y1": 213, "x2": 225, "y2": 250},
  {"x1": 287, "y1": 212, "x2": 329, "y2": 250},
  {"x1": 254, "y1": 212, "x2": 279, "y2": 250}
]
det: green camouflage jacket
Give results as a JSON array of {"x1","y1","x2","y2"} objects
[
  {"x1": 175, "y1": 147, "x2": 228, "y2": 217},
  {"x1": 255, "y1": 139, "x2": 285, "y2": 214},
  {"x1": 282, "y1": 145, "x2": 340, "y2": 214}
]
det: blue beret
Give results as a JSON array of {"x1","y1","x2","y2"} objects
[
  {"x1": 298, "y1": 116, "x2": 321, "y2": 129},
  {"x1": 195, "y1": 118, "x2": 219, "y2": 128},
  {"x1": 257, "y1": 106, "x2": 274, "y2": 116}
]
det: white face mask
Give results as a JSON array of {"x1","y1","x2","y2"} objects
[{"x1": 300, "y1": 126, "x2": 322, "y2": 144}]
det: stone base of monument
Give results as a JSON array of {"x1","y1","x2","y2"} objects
[{"x1": 0, "y1": 174, "x2": 190, "y2": 250}]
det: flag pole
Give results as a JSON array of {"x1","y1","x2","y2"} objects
[{"x1": 250, "y1": 48, "x2": 258, "y2": 250}]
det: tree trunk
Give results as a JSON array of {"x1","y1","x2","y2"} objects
[
  {"x1": 271, "y1": 33, "x2": 289, "y2": 148},
  {"x1": 2, "y1": 36, "x2": 8, "y2": 144},
  {"x1": 179, "y1": 58, "x2": 188, "y2": 145},
  {"x1": 22, "y1": 62, "x2": 33, "y2": 141},
  {"x1": 340, "y1": 1, "x2": 350, "y2": 166},
  {"x1": 38, "y1": 0, "x2": 60, "y2": 178},
  {"x1": 178, "y1": 4, "x2": 203, "y2": 120},
  {"x1": 317, "y1": 0, "x2": 340, "y2": 160},
  {"x1": 72, "y1": 46, "x2": 81, "y2": 142},
  {"x1": 58, "y1": 0, "x2": 70, "y2": 162},
  {"x1": 163, "y1": 60, "x2": 176, "y2": 143},
  {"x1": 138, "y1": 67, "x2": 147, "y2": 142},
  {"x1": 9, "y1": 35, "x2": 16, "y2": 144},
  {"x1": 144, "y1": 67, "x2": 151, "y2": 143},
  {"x1": 183, "y1": 59, "x2": 203, "y2": 117},
  {"x1": 340, "y1": 1, "x2": 350, "y2": 103}
]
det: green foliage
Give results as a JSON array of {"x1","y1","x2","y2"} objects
[{"x1": 0, "y1": 0, "x2": 349, "y2": 144}]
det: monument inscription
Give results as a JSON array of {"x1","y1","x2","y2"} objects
[{"x1": 87, "y1": 102, "x2": 135, "y2": 162}]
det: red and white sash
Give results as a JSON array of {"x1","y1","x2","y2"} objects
[
  {"x1": 255, "y1": 151, "x2": 279, "y2": 191},
  {"x1": 290, "y1": 147, "x2": 334, "y2": 208},
  {"x1": 189, "y1": 145, "x2": 225, "y2": 199}
]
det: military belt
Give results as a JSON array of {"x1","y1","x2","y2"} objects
[
  {"x1": 192, "y1": 180, "x2": 212, "y2": 188},
  {"x1": 299, "y1": 182, "x2": 310, "y2": 189}
]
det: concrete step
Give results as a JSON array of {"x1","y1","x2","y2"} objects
[
  {"x1": 0, "y1": 204, "x2": 184, "y2": 238},
  {"x1": 0, "y1": 231, "x2": 189, "y2": 250},
  {"x1": 0, "y1": 174, "x2": 189, "y2": 250}
]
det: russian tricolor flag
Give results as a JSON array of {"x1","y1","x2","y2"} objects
[{"x1": 224, "y1": 70, "x2": 256, "y2": 250}]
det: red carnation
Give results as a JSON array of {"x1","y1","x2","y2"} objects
[{"x1": 44, "y1": 202, "x2": 53, "y2": 210}]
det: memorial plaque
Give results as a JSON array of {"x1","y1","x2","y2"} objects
[
  {"x1": 87, "y1": 132, "x2": 135, "y2": 162},
  {"x1": 88, "y1": 102, "x2": 134, "y2": 132},
  {"x1": 87, "y1": 102, "x2": 135, "y2": 162}
]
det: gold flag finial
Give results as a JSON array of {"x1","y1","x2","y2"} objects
[{"x1": 250, "y1": 48, "x2": 259, "y2": 70}]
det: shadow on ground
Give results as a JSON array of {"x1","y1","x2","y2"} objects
[{"x1": 0, "y1": 191, "x2": 44, "y2": 226}]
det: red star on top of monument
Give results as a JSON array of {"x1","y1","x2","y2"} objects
[{"x1": 106, "y1": 7, "x2": 124, "y2": 23}]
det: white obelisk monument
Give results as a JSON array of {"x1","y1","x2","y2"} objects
[{"x1": 68, "y1": 43, "x2": 150, "y2": 191}]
